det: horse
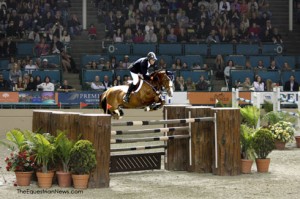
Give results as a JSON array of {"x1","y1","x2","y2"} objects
[{"x1": 100, "y1": 70, "x2": 174, "y2": 119}]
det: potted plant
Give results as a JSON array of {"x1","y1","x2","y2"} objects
[
  {"x1": 54, "y1": 131, "x2": 74, "y2": 187},
  {"x1": 240, "y1": 124, "x2": 255, "y2": 174},
  {"x1": 69, "y1": 140, "x2": 97, "y2": 189},
  {"x1": 270, "y1": 121, "x2": 295, "y2": 150},
  {"x1": 5, "y1": 150, "x2": 36, "y2": 186},
  {"x1": 32, "y1": 133, "x2": 56, "y2": 188},
  {"x1": 240, "y1": 106, "x2": 260, "y2": 174},
  {"x1": 0, "y1": 129, "x2": 36, "y2": 186},
  {"x1": 252, "y1": 128, "x2": 275, "y2": 173}
]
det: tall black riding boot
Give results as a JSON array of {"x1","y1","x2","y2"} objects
[{"x1": 123, "y1": 83, "x2": 135, "y2": 103}]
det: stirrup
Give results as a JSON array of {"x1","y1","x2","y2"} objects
[{"x1": 123, "y1": 95, "x2": 130, "y2": 103}]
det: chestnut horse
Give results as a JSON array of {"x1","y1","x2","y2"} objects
[{"x1": 100, "y1": 70, "x2": 174, "y2": 119}]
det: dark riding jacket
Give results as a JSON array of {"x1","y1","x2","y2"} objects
[{"x1": 128, "y1": 57, "x2": 158, "y2": 80}]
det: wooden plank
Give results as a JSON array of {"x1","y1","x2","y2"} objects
[
  {"x1": 32, "y1": 110, "x2": 53, "y2": 133},
  {"x1": 186, "y1": 106, "x2": 214, "y2": 173},
  {"x1": 79, "y1": 114, "x2": 111, "y2": 188},
  {"x1": 164, "y1": 105, "x2": 190, "y2": 171},
  {"x1": 211, "y1": 108, "x2": 241, "y2": 176}
]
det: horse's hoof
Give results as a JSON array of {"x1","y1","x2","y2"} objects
[{"x1": 144, "y1": 107, "x2": 150, "y2": 112}]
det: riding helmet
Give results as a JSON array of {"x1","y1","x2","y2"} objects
[{"x1": 147, "y1": 52, "x2": 157, "y2": 61}]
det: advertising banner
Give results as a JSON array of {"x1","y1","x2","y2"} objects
[
  {"x1": 19, "y1": 92, "x2": 56, "y2": 104},
  {"x1": 57, "y1": 91, "x2": 103, "y2": 105},
  {"x1": 0, "y1": 92, "x2": 19, "y2": 103}
]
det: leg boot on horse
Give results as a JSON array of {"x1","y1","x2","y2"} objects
[{"x1": 123, "y1": 83, "x2": 135, "y2": 103}]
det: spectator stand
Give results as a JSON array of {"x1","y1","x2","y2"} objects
[{"x1": 82, "y1": 69, "x2": 113, "y2": 90}]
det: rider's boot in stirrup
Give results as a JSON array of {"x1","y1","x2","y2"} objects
[{"x1": 123, "y1": 83, "x2": 135, "y2": 103}]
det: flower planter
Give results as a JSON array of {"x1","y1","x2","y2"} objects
[
  {"x1": 36, "y1": 171, "x2": 55, "y2": 188},
  {"x1": 72, "y1": 174, "x2": 89, "y2": 189},
  {"x1": 295, "y1": 136, "x2": 300, "y2": 148},
  {"x1": 274, "y1": 140, "x2": 286, "y2": 150},
  {"x1": 15, "y1": 171, "x2": 34, "y2": 186},
  {"x1": 56, "y1": 171, "x2": 72, "y2": 188},
  {"x1": 255, "y1": 158, "x2": 270, "y2": 173},
  {"x1": 241, "y1": 159, "x2": 253, "y2": 174}
]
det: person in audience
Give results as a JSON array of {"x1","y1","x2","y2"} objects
[
  {"x1": 24, "y1": 59, "x2": 38, "y2": 74},
  {"x1": 50, "y1": 35, "x2": 64, "y2": 54},
  {"x1": 33, "y1": 37, "x2": 50, "y2": 56},
  {"x1": 88, "y1": 23, "x2": 97, "y2": 40},
  {"x1": 284, "y1": 75, "x2": 299, "y2": 91},
  {"x1": 113, "y1": 28, "x2": 124, "y2": 43},
  {"x1": 265, "y1": 79, "x2": 275, "y2": 91},
  {"x1": 40, "y1": 58, "x2": 57, "y2": 69},
  {"x1": 256, "y1": 60, "x2": 265, "y2": 70},
  {"x1": 113, "y1": 75, "x2": 122, "y2": 86},
  {"x1": 268, "y1": 60, "x2": 278, "y2": 70},
  {"x1": 25, "y1": 76, "x2": 37, "y2": 91},
  {"x1": 195, "y1": 75, "x2": 209, "y2": 91},
  {"x1": 166, "y1": 28, "x2": 177, "y2": 43},
  {"x1": 9, "y1": 63, "x2": 22, "y2": 86},
  {"x1": 91, "y1": 75, "x2": 105, "y2": 91},
  {"x1": 206, "y1": 29, "x2": 220, "y2": 43},
  {"x1": 224, "y1": 60, "x2": 235, "y2": 80},
  {"x1": 14, "y1": 76, "x2": 26, "y2": 91},
  {"x1": 253, "y1": 75, "x2": 265, "y2": 91},
  {"x1": 281, "y1": 62, "x2": 292, "y2": 71},
  {"x1": 214, "y1": 54, "x2": 225, "y2": 80},
  {"x1": 68, "y1": 14, "x2": 82, "y2": 37},
  {"x1": 102, "y1": 75, "x2": 112, "y2": 91},
  {"x1": 57, "y1": 80, "x2": 75, "y2": 92},
  {"x1": 144, "y1": 28, "x2": 157, "y2": 43},
  {"x1": 174, "y1": 76, "x2": 187, "y2": 91},
  {"x1": 186, "y1": 77, "x2": 195, "y2": 91},
  {"x1": 0, "y1": 73, "x2": 10, "y2": 91},
  {"x1": 237, "y1": 77, "x2": 253, "y2": 91},
  {"x1": 37, "y1": 76, "x2": 55, "y2": 91}
]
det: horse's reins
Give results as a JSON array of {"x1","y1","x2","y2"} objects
[{"x1": 143, "y1": 79, "x2": 161, "y2": 95}]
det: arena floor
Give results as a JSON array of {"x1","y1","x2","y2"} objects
[{"x1": 0, "y1": 109, "x2": 300, "y2": 199}]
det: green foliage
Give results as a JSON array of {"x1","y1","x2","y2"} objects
[
  {"x1": 261, "y1": 111, "x2": 297, "y2": 126},
  {"x1": 33, "y1": 134, "x2": 55, "y2": 173},
  {"x1": 54, "y1": 131, "x2": 74, "y2": 173},
  {"x1": 252, "y1": 128, "x2": 275, "y2": 159},
  {"x1": 69, "y1": 140, "x2": 97, "y2": 175},
  {"x1": 0, "y1": 129, "x2": 26, "y2": 151},
  {"x1": 240, "y1": 124, "x2": 255, "y2": 160},
  {"x1": 263, "y1": 100, "x2": 273, "y2": 113},
  {"x1": 240, "y1": 105, "x2": 260, "y2": 128}
]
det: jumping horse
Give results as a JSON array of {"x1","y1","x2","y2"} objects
[{"x1": 100, "y1": 70, "x2": 174, "y2": 119}]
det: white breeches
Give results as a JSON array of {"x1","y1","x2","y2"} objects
[{"x1": 130, "y1": 72, "x2": 139, "y2": 85}]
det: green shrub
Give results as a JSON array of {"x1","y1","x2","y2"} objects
[
  {"x1": 252, "y1": 128, "x2": 275, "y2": 159},
  {"x1": 69, "y1": 140, "x2": 97, "y2": 174}
]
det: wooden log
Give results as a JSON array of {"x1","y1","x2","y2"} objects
[
  {"x1": 49, "y1": 112, "x2": 81, "y2": 140},
  {"x1": 78, "y1": 114, "x2": 111, "y2": 188},
  {"x1": 185, "y1": 106, "x2": 214, "y2": 173},
  {"x1": 32, "y1": 110, "x2": 55, "y2": 133},
  {"x1": 163, "y1": 105, "x2": 190, "y2": 171},
  {"x1": 211, "y1": 108, "x2": 241, "y2": 176}
]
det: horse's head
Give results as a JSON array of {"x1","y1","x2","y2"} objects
[{"x1": 151, "y1": 70, "x2": 174, "y2": 97}]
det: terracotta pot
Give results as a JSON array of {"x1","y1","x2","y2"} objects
[
  {"x1": 36, "y1": 171, "x2": 55, "y2": 188},
  {"x1": 241, "y1": 159, "x2": 253, "y2": 174},
  {"x1": 274, "y1": 140, "x2": 286, "y2": 150},
  {"x1": 15, "y1": 171, "x2": 34, "y2": 186},
  {"x1": 255, "y1": 158, "x2": 271, "y2": 173},
  {"x1": 295, "y1": 136, "x2": 300, "y2": 148},
  {"x1": 56, "y1": 171, "x2": 72, "y2": 188},
  {"x1": 72, "y1": 174, "x2": 89, "y2": 189}
]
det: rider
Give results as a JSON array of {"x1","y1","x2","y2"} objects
[{"x1": 123, "y1": 52, "x2": 158, "y2": 103}]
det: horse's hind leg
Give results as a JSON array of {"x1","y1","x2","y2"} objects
[
  {"x1": 119, "y1": 108, "x2": 124, "y2": 116},
  {"x1": 112, "y1": 109, "x2": 122, "y2": 120}
]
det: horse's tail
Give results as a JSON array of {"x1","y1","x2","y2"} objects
[{"x1": 100, "y1": 92, "x2": 107, "y2": 113}]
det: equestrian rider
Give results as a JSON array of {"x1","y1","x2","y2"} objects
[{"x1": 123, "y1": 52, "x2": 158, "y2": 103}]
